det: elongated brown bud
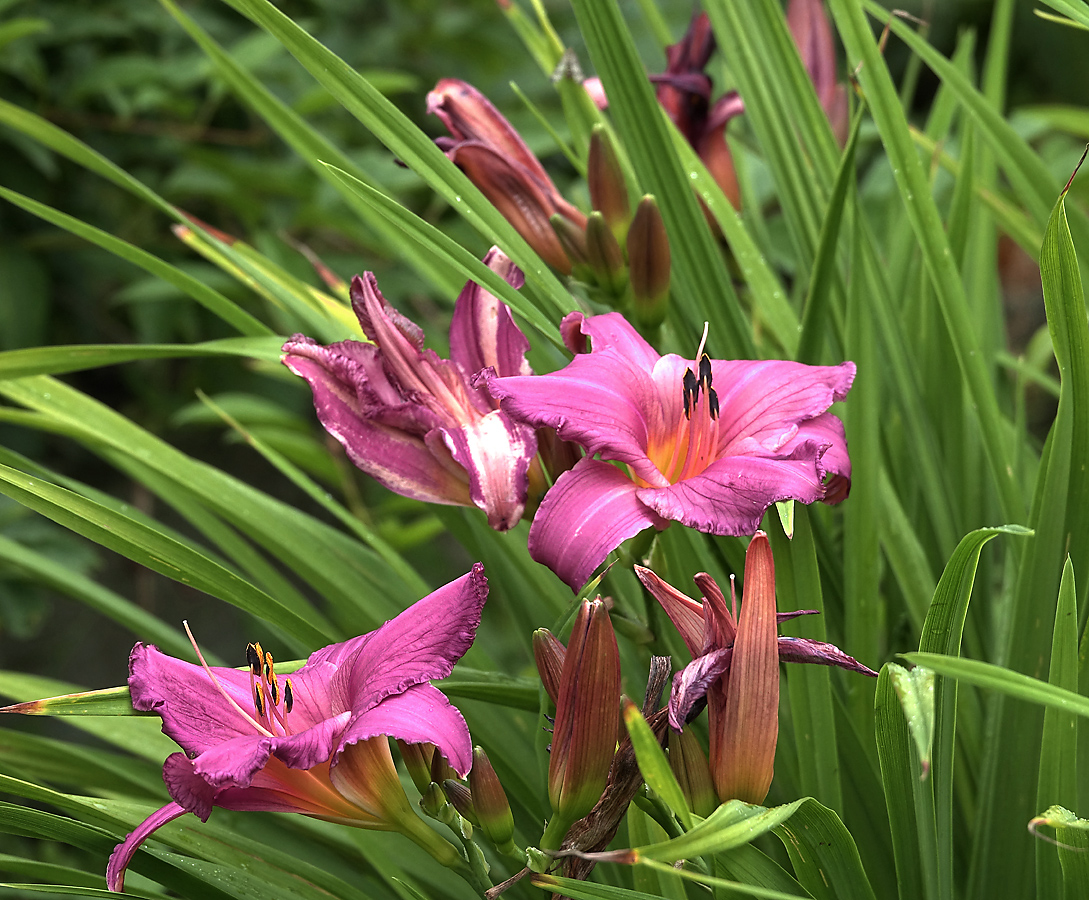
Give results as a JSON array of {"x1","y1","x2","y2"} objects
[
  {"x1": 397, "y1": 740, "x2": 436, "y2": 795},
  {"x1": 469, "y1": 746, "x2": 515, "y2": 847},
  {"x1": 585, "y1": 212, "x2": 626, "y2": 297},
  {"x1": 533, "y1": 627, "x2": 567, "y2": 705},
  {"x1": 668, "y1": 727, "x2": 717, "y2": 818},
  {"x1": 443, "y1": 780, "x2": 478, "y2": 825},
  {"x1": 627, "y1": 196, "x2": 671, "y2": 329},
  {"x1": 588, "y1": 126, "x2": 630, "y2": 234},
  {"x1": 547, "y1": 599, "x2": 621, "y2": 830}
]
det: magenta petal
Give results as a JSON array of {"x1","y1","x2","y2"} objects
[
  {"x1": 713, "y1": 359, "x2": 855, "y2": 454},
  {"x1": 107, "y1": 801, "x2": 188, "y2": 892},
  {"x1": 529, "y1": 459, "x2": 665, "y2": 591},
  {"x1": 162, "y1": 752, "x2": 217, "y2": 820},
  {"x1": 568, "y1": 311, "x2": 662, "y2": 372},
  {"x1": 273, "y1": 711, "x2": 352, "y2": 771},
  {"x1": 334, "y1": 564, "x2": 488, "y2": 709},
  {"x1": 448, "y1": 247, "x2": 531, "y2": 381},
  {"x1": 336, "y1": 683, "x2": 473, "y2": 776},
  {"x1": 777, "y1": 636, "x2": 877, "y2": 676},
  {"x1": 637, "y1": 454, "x2": 826, "y2": 536},
  {"x1": 191, "y1": 733, "x2": 273, "y2": 791},
  {"x1": 282, "y1": 347, "x2": 473, "y2": 507},
  {"x1": 669, "y1": 647, "x2": 733, "y2": 730},
  {"x1": 634, "y1": 565, "x2": 706, "y2": 656},
  {"x1": 443, "y1": 414, "x2": 537, "y2": 530},
  {"x1": 484, "y1": 352, "x2": 662, "y2": 478},
  {"x1": 128, "y1": 644, "x2": 257, "y2": 756}
]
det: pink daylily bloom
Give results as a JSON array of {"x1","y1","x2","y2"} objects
[
  {"x1": 485, "y1": 312, "x2": 854, "y2": 590},
  {"x1": 282, "y1": 248, "x2": 538, "y2": 531},
  {"x1": 106, "y1": 566, "x2": 488, "y2": 891},
  {"x1": 636, "y1": 537, "x2": 875, "y2": 803}
]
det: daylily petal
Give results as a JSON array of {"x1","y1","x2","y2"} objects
[
  {"x1": 669, "y1": 647, "x2": 732, "y2": 730},
  {"x1": 334, "y1": 563, "x2": 488, "y2": 709},
  {"x1": 528, "y1": 459, "x2": 665, "y2": 591},
  {"x1": 787, "y1": 0, "x2": 838, "y2": 109},
  {"x1": 281, "y1": 343, "x2": 473, "y2": 507},
  {"x1": 714, "y1": 533, "x2": 779, "y2": 804},
  {"x1": 336, "y1": 683, "x2": 473, "y2": 777},
  {"x1": 162, "y1": 753, "x2": 217, "y2": 820},
  {"x1": 568, "y1": 310, "x2": 663, "y2": 372},
  {"x1": 106, "y1": 801, "x2": 188, "y2": 892},
  {"x1": 443, "y1": 411, "x2": 537, "y2": 530},
  {"x1": 128, "y1": 643, "x2": 258, "y2": 755},
  {"x1": 191, "y1": 733, "x2": 273, "y2": 791},
  {"x1": 783, "y1": 412, "x2": 851, "y2": 490},
  {"x1": 637, "y1": 453, "x2": 826, "y2": 536},
  {"x1": 448, "y1": 247, "x2": 531, "y2": 382},
  {"x1": 484, "y1": 346, "x2": 662, "y2": 478},
  {"x1": 634, "y1": 565, "x2": 706, "y2": 656},
  {"x1": 711, "y1": 359, "x2": 855, "y2": 454},
  {"x1": 777, "y1": 636, "x2": 878, "y2": 676}
]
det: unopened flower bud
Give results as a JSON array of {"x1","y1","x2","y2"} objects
[
  {"x1": 533, "y1": 627, "x2": 567, "y2": 705},
  {"x1": 668, "y1": 727, "x2": 717, "y2": 818},
  {"x1": 545, "y1": 598, "x2": 621, "y2": 845},
  {"x1": 585, "y1": 212, "x2": 626, "y2": 299},
  {"x1": 469, "y1": 747, "x2": 515, "y2": 848},
  {"x1": 626, "y1": 196, "x2": 671, "y2": 330},
  {"x1": 397, "y1": 740, "x2": 436, "y2": 795},
  {"x1": 443, "y1": 779, "x2": 478, "y2": 826},
  {"x1": 550, "y1": 214, "x2": 590, "y2": 273},
  {"x1": 430, "y1": 748, "x2": 455, "y2": 786},
  {"x1": 588, "y1": 126, "x2": 630, "y2": 235}
]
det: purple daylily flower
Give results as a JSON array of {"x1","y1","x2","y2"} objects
[
  {"x1": 484, "y1": 311, "x2": 855, "y2": 590},
  {"x1": 106, "y1": 565, "x2": 488, "y2": 892},
  {"x1": 282, "y1": 248, "x2": 538, "y2": 531},
  {"x1": 636, "y1": 539, "x2": 875, "y2": 803}
]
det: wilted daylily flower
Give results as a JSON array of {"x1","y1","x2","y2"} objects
[
  {"x1": 485, "y1": 311, "x2": 854, "y2": 591},
  {"x1": 637, "y1": 535, "x2": 875, "y2": 803},
  {"x1": 428, "y1": 78, "x2": 587, "y2": 273},
  {"x1": 104, "y1": 565, "x2": 488, "y2": 892},
  {"x1": 282, "y1": 248, "x2": 538, "y2": 531}
]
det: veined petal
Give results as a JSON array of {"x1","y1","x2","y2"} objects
[
  {"x1": 162, "y1": 752, "x2": 217, "y2": 820},
  {"x1": 333, "y1": 564, "x2": 488, "y2": 710},
  {"x1": 336, "y1": 683, "x2": 473, "y2": 777},
  {"x1": 128, "y1": 643, "x2": 258, "y2": 755},
  {"x1": 637, "y1": 453, "x2": 826, "y2": 535},
  {"x1": 669, "y1": 647, "x2": 732, "y2": 730},
  {"x1": 191, "y1": 733, "x2": 273, "y2": 791},
  {"x1": 484, "y1": 349, "x2": 662, "y2": 478},
  {"x1": 634, "y1": 565, "x2": 705, "y2": 656},
  {"x1": 782, "y1": 412, "x2": 851, "y2": 501},
  {"x1": 711, "y1": 359, "x2": 855, "y2": 454},
  {"x1": 443, "y1": 411, "x2": 537, "y2": 531},
  {"x1": 448, "y1": 247, "x2": 531, "y2": 382},
  {"x1": 528, "y1": 459, "x2": 664, "y2": 591},
  {"x1": 282, "y1": 344, "x2": 473, "y2": 507},
  {"x1": 107, "y1": 801, "x2": 188, "y2": 892},
  {"x1": 714, "y1": 533, "x2": 779, "y2": 804},
  {"x1": 777, "y1": 636, "x2": 877, "y2": 676},
  {"x1": 567, "y1": 311, "x2": 662, "y2": 371}
]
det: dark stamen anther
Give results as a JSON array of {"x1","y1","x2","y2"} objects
[
  {"x1": 698, "y1": 353, "x2": 712, "y2": 388},
  {"x1": 708, "y1": 386, "x2": 719, "y2": 419},
  {"x1": 253, "y1": 685, "x2": 265, "y2": 717},
  {"x1": 246, "y1": 642, "x2": 262, "y2": 676},
  {"x1": 270, "y1": 673, "x2": 280, "y2": 706},
  {"x1": 264, "y1": 651, "x2": 274, "y2": 682},
  {"x1": 284, "y1": 679, "x2": 294, "y2": 714},
  {"x1": 682, "y1": 367, "x2": 699, "y2": 419}
]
